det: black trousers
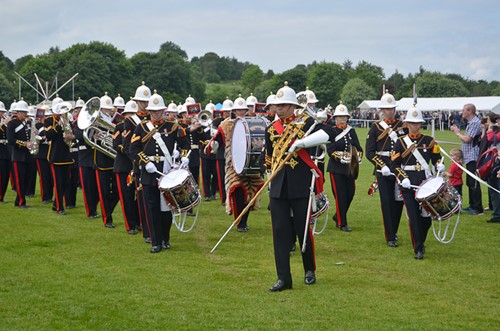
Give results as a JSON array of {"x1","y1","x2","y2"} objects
[
  {"x1": 95, "y1": 169, "x2": 119, "y2": 225},
  {"x1": 401, "y1": 189, "x2": 432, "y2": 254},
  {"x1": 12, "y1": 161, "x2": 29, "y2": 207},
  {"x1": 79, "y1": 166, "x2": 98, "y2": 217},
  {"x1": 329, "y1": 172, "x2": 355, "y2": 227},
  {"x1": 216, "y1": 159, "x2": 226, "y2": 202},
  {"x1": 142, "y1": 184, "x2": 172, "y2": 246},
  {"x1": 65, "y1": 167, "x2": 79, "y2": 207},
  {"x1": 201, "y1": 158, "x2": 218, "y2": 198},
  {"x1": 50, "y1": 164, "x2": 70, "y2": 212},
  {"x1": 230, "y1": 187, "x2": 250, "y2": 229},
  {"x1": 270, "y1": 196, "x2": 315, "y2": 285},
  {"x1": 377, "y1": 175, "x2": 404, "y2": 242},
  {"x1": 36, "y1": 159, "x2": 53, "y2": 202},
  {"x1": 116, "y1": 172, "x2": 139, "y2": 231},
  {"x1": 0, "y1": 159, "x2": 11, "y2": 201},
  {"x1": 26, "y1": 161, "x2": 37, "y2": 196},
  {"x1": 466, "y1": 161, "x2": 483, "y2": 212},
  {"x1": 134, "y1": 173, "x2": 150, "y2": 239}
]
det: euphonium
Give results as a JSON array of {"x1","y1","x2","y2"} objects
[
  {"x1": 77, "y1": 97, "x2": 117, "y2": 159},
  {"x1": 198, "y1": 109, "x2": 213, "y2": 127}
]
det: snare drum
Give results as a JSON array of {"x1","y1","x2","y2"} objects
[
  {"x1": 231, "y1": 117, "x2": 269, "y2": 176},
  {"x1": 158, "y1": 169, "x2": 201, "y2": 212},
  {"x1": 311, "y1": 192, "x2": 329, "y2": 219},
  {"x1": 415, "y1": 177, "x2": 461, "y2": 220}
]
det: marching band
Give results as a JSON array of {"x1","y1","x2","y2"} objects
[{"x1": 1, "y1": 82, "x2": 483, "y2": 291}]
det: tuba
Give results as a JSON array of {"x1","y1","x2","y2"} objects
[
  {"x1": 198, "y1": 109, "x2": 213, "y2": 127},
  {"x1": 77, "y1": 97, "x2": 117, "y2": 159}
]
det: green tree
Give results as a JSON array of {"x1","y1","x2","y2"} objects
[
  {"x1": 415, "y1": 72, "x2": 469, "y2": 97},
  {"x1": 340, "y1": 78, "x2": 377, "y2": 111},
  {"x1": 241, "y1": 65, "x2": 264, "y2": 93},
  {"x1": 159, "y1": 41, "x2": 188, "y2": 59},
  {"x1": 270, "y1": 66, "x2": 308, "y2": 95},
  {"x1": 0, "y1": 73, "x2": 16, "y2": 102},
  {"x1": 354, "y1": 60, "x2": 385, "y2": 92},
  {"x1": 306, "y1": 62, "x2": 347, "y2": 108},
  {"x1": 385, "y1": 70, "x2": 405, "y2": 98}
]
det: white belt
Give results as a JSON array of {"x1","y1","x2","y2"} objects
[
  {"x1": 190, "y1": 145, "x2": 199, "y2": 150},
  {"x1": 0, "y1": 139, "x2": 7, "y2": 144},
  {"x1": 376, "y1": 151, "x2": 391, "y2": 157},
  {"x1": 70, "y1": 148, "x2": 79, "y2": 153},
  {"x1": 79, "y1": 145, "x2": 87, "y2": 150},
  {"x1": 148, "y1": 155, "x2": 166, "y2": 162},
  {"x1": 402, "y1": 165, "x2": 424, "y2": 171}
]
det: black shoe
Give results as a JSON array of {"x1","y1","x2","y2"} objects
[
  {"x1": 337, "y1": 225, "x2": 352, "y2": 232},
  {"x1": 162, "y1": 241, "x2": 171, "y2": 250},
  {"x1": 211, "y1": 195, "x2": 216, "y2": 200},
  {"x1": 105, "y1": 223, "x2": 115, "y2": 228},
  {"x1": 237, "y1": 226, "x2": 249, "y2": 232},
  {"x1": 269, "y1": 279, "x2": 292, "y2": 292},
  {"x1": 52, "y1": 206, "x2": 56, "y2": 211},
  {"x1": 304, "y1": 271, "x2": 316, "y2": 285},
  {"x1": 487, "y1": 218, "x2": 500, "y2": 223},
  {"x1": 58, "y1": 210, "x2": 67, "y2": 215},
  {"x1": 42, "y1": 200, "x2": 52, "y2": 204},
  {"x1": 387, "y1": 240, "x2": 398, "y2": 247},
  {"x1": 66, "y1": 205, "x2": 76, "y2": 209},
  {"x1": 128, "y1": 229, "x2": 138, "y2": 235},
  {"x1": 186, "y1": 210, "x2": 195, "y2": 216},
  {"x1": 19, "y1": 205, "x2": 29, "y2": 209},
  {"x1": 150, "y1": 245, "x2": 162, "y2": 254},
  {"x1": 144, "y1": 237, "x2": 152, "y2": 244},
  {"x1": 415, "y1": 251, "x2": 424, "y2": 260},
  {"x1": 89, "y1": 213, "x2": 100, "y2": 219},
  {"x1": 204, "y1": 196, "x2": 211, "y2": 201},
  {"x1": 0, "y1": 200, "x2": 6, "y2": 204},
  {"x1": 135, "y1": 225, "x2": 142, "y2": 231}
]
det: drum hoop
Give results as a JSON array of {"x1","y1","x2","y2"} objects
[{"x1": 231, "y1": 118, "x2": 252, "y2": 174}]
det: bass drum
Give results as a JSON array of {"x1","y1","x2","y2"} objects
[
  {"x1": 231, "y1": 117, "x2": 269, "y2": 176},
  {"x1": 158, "y1": 168, "x2": 201, "y2": 213},
  {"x1": 415, "y1": 176, "x2": 461, "y2": 221}
]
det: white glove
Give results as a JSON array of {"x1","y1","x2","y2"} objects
[
  {"x1": 181, "y1": 157, "x2": 189, "y2": 168},
  {"x1": 172, "y1": 149, "x2": 180, "y2": 159},
  {"x1": 401, "y1": 178, "x2": 411, "y2": 189},
  {"x1": 436, "y1": 163, "x2": 445, "y2": 172},
  {"x1": 389, "y1": 131, "x2": 398, "y2": 141},
  {"x1": 210, "y1": 141, "x2": 219, "y2": 154},
  {"x1": 288, "y1": 129, "x2": 330, "y2": 153},
  {"x1": 381, "y1": 165, "x2": 391, "y2": 176},
  {"x1": 145, "y1": 162, "x2": 156, "y2": 174}
]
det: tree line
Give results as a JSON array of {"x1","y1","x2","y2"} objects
[{"x1": 0, "y1": 41, "x2": 499, "y2": 111}]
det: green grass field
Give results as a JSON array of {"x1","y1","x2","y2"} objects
[{"x1": 0, "y1": 128, "x2": 498, "y2": 331}]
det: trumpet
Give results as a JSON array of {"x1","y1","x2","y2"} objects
[{"x1": 77, "y1": 97, "x2": 117, "y2": 159}]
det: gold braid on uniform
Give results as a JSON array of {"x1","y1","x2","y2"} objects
[
  {"x1": 376, "y1": 126, "x2": 390, "y2": 142},
  {"x1": 141, "y1": 127, "x2": 157, "y2": 143},
  {"x1": 270, "y1": 120, "x2": 304, "y2": 173}
]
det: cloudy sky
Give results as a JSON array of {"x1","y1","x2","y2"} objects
[{"x1": 2, "y1": 0, "x2": 499, "y2": 82}]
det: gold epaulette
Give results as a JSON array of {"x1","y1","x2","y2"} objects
[
  {"x1": 376, "y1": 127, "x2": 390, "y2": 142},
  {"x1": 391, "y1": 152, "x2": 401, "y2": 162},
  {"x1": 402, "y1": 145, "x2": 415, "y2": 159}
]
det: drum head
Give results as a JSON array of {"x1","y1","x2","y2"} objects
[
  {"x1": 159, "y1": 169, "x2": 189, "y2": 189},
  {"x1": 231, "y1": 118, "x2": 250, "y2": 174},
  {"x1": 415, "y1": 176, "x2": 444, "y2": 200}
]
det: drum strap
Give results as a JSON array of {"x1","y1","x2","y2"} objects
[
  {"x1": 272, "y1": 120, "x2": 324, "y2": 193},
  {"x1": 146, "y1": 122, "x2": 173, "y2": 167},
  {"x1": 403, "y1": 136, "x2": 431, "y2": 177},
  {"x1": 334, "y1": 126, "x2": 352, "y2": 142}
]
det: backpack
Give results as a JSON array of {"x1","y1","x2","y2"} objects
[{"x1": 476, "y1": 146, "x2": 498, "y2": 180}]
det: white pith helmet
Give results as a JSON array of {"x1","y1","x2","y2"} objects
[
  {"x1": 28, "y1": 105, "x2": 36, "y2": 117},
  {"x1": 232, "y1": 95, "x2": 247, "y2": 110},
  {"x1": 0, "y1": 101, "x2": 6, "y2": 112},
  {"x1": 272, "y1": 82, "x2": 300, "y2": 106},
  {"x1": 122, "y1": 98, "x2": 138, "y2": 114},
  {"x1": 264, "y1": 92, "x2": 276, "y2": 109},
  {"x1": 146, "y1": 90, "x2": 167, "y2": 111},
  {"x1": 333, "y1": 102, "x2": 350, "y2": 117},
  {"x1": 404, "y1": 104, "x2": 425, "y2": 123},
  {"x1": 205, "y1": 100, "x2": 216, "y2": 111},
  {"x1": 377, "y1": 90, "x2": 397, "y2": 109},
  {"x1": 221, "y1": 97, "x2": 233, "y2": 111},
  {"x1": 305, "y1": 86, "x2": 318, "y2": 103},
  {"x1": 10, "y1": 100, "x2": 17, "y2": 112},
  {"x1": 178, "y1": 103, "x2": 187, "y2": 114},
  {"x1": 75, "y1": 97, "x2": 85, "y2": 108},
  {"x1": 185, "y1": 95, "x2": 196, "y2": 104},
  {"x1": 166, "y1": 101, "x2": 178, "y2": 113},
  {"x1": 246, "y1": 94, "x2": 258, "y2": 107},
  {"x1": 113, "y1": 94, "x2": 126, "y2": 108},
  {"x1": 14, "y1": 99, "x2": 29, "y2": 112},
  {"x1": 51, "y1": 95, "x2": 63, "y2": 109},
  {"x1": 133, "y1": 81, "x2": 152, "y2": 102},
  {"x1": 100, "y1": 92, "x2": 114, "y2": 110}
]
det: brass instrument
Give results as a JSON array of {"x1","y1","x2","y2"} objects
[
  {"x1": 28, "y1": 119, "x2": 42, "y2": 155},
  {"x1": 77, "y1": 97, "x2": 117, "y2": 159},
  {"x1": 198, "y1": 110, "x2": 213, "y2": 127}
]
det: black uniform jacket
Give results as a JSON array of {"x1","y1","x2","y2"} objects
[
  {"x1": 44, "y1": 115, "x2": 73, "y2": 165},
  {"x1": 130, "y1": 119, "x2": 190, "y2": 186},
  {"x1": 326, "y1": 125, "x2": 363, "y2": 175},
  {"x1": 113, "y1": 121, "x2": 133, "y2": 174},
  {"x1": 390, "y1": 134, "x2": 442, "y2": 185},
  {"x1": 0, "y1": 119, "x2": 10, "y2": 160},
  {"x1": 265, "y1": 114, "x2": 336, "y2": 200},
  {"x1": 74, "y1": 126, "x2": 94, "y2": 168},
  {"x1": 365, "y1": 119, "x2": 408, "y2": 176},
  {"x1": 7, "y1": 116, "x2": 31, "y2": 162}
]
